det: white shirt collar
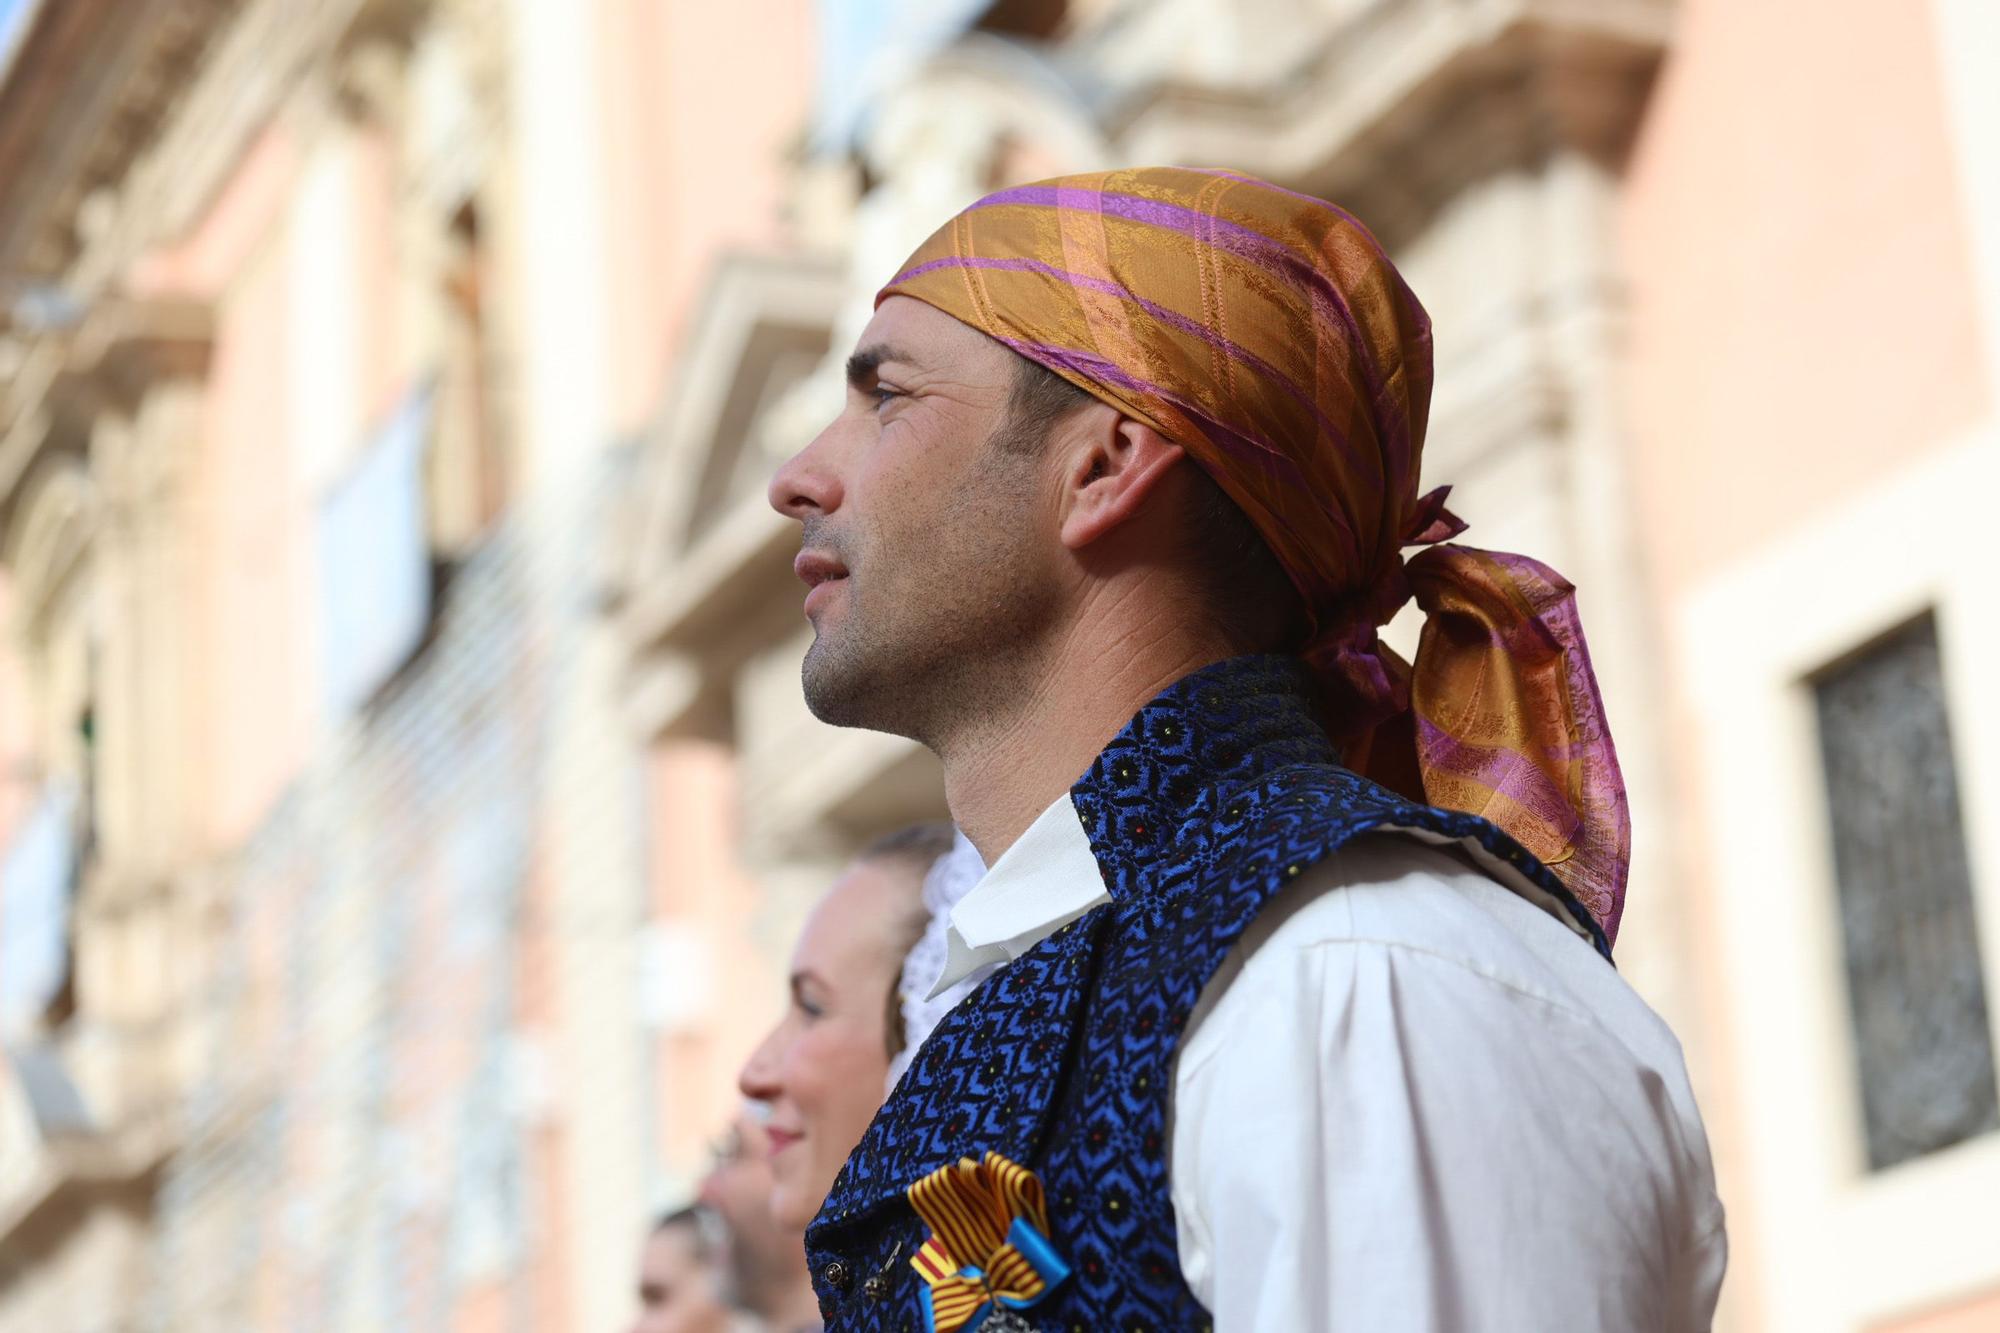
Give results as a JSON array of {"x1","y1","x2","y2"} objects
[{"x1": 929, "y1": 793, "x2": 1110, "y2": 998}]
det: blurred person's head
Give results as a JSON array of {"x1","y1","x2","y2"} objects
[
  {"x1": 630, "y1": 1207, "x2": 730, "y2": 1333},
  {"x1": 736, "y1": 823, "x2": 948, "y2": 1228},
  {"x1": 697, "y1": 1113, "x2": 817, "y2": 1328}
]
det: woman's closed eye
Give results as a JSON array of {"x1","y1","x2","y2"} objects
[{"x1": 790, "y1": 972, "x2": 829, "y2": 1019}]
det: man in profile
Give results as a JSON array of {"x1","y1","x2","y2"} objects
[{"x1": 770, "y1": 167, "x2": 1724, "y2": 1330}]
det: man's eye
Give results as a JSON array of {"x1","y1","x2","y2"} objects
[{"x1": 871, "y1": 386, "x2": 904, "y2": 409}]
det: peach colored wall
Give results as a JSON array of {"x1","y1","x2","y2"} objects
[
  {"x1": 190, "y1": 145, "x2": 313, "y2": 850},
  {"x1": 599, "y1": 8, "x2": 820, "y2": 1178},
  {"x1": 645, "y1": 740, "x2": 787, "y2": 1179},
  {"x1": 598, "y1": 0, "x2": 817, "y2": 433},
  {"x1": 142, "y1": 117, "x2": 407, "y2": 853},
  {"x1": 513, "y1": 858, "x2": 575, "y2": 1333},
  {"x1": 1621, "y1": 5, "x2": 1995, "y2": 1326},
  {"x1": 126, "y1": 122, "x2": 320, "y2": 851},
  {"x1": 599, "y1": 0, "x2": 669, "y2": 438},
  {"x1": 1621, "y1": 0, "x2": 1988, "y2": 597},
  {"x1": 1872, "y1": 1286, "x2": 2000, "y2": 1333},
  {"x1": 349, "y1": 124, "x2": 408, "y2": 427},
  {"x1": 126, "y1": 123, "x2": 299, "y2": 301}
]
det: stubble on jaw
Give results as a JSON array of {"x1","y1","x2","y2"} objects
[{"x1": 800, "y1": 439, "x2": 1059, "y2": 752}]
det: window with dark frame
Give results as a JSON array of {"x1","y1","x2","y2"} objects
[{"x1": 1812, "y1": 612, "x2": 1999, "y2": 1172}]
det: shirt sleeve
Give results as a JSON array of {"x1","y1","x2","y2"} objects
[{"x1": 1171, "y1": 928, "x2": 1719, "y2": 1333}]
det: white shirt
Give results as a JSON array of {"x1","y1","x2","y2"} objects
[{"x1": 927, "y1": 794, "x2": 1727, "y2": 1332}]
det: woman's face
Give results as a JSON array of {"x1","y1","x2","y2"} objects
[{"x1": 737, "y1": 857, "x2": 919, "y2": 1230}]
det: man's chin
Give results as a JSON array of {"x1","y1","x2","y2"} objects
[
  {"x1": 801, "y1": 640, "x2": 886, "y2": 730},
  {"x1": 800, "y1": 624, "x2": 961, "y2": 742}
]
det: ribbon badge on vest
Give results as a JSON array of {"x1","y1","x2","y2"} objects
[{"x1": 906, "y1": 1151, "x2": 1071, "y2": 1333}]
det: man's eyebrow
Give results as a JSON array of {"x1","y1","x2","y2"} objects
[{"x1": 846, "y1": 343, "x2": 918, "y2": 387}]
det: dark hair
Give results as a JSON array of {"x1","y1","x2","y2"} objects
[
  {"x1": 991, "y1": 354, "x2": 1096, "y2": 456},
  {"x1": 998, "y1": 356, "x2": 1306, "y2": 652},
  {"x1": 653, "y1": 1204, "x2": 715, "y2": 1259},
  {"x1": 1182, "y1": 464, "x2": 1307, "y2": 653},
  {"x1": 857, "y1": 820, "x2": 957, "y2": 875},
  {"x1": 857, "y1": 820, "x2": 955, "y2": 1057}
]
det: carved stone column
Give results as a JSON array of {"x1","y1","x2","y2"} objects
[{"x1": 61, "y1": 298, "x2": 211, "y2": 1125}]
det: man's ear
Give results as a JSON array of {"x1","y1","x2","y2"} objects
[{"x1": 1057, "y1": 414, "x2": 1186, "y2": 551}]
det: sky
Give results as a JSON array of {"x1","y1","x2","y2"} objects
[
  {"x1": 813, "y1": 0, "x2": 992, "y2": 151},
  {"x1": 0, "y1": 0, "x2": 33, "y2": 87}
]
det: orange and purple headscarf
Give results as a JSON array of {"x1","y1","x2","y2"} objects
[{"x1": 879, "y1": 167, "x2": 1630, "y2": 945}]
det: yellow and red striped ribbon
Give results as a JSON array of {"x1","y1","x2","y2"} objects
[{"x1": 906, "y1": 1151, "x2": 1070, "y2": 1333}]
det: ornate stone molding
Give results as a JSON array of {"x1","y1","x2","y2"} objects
[
  {"x1": 1108, "y1": 0, "x2": 1673, "y2": 245},
  {"x1": 58, "y1": 0, "x2": 483, "y2": 304},
  {"x1": 617, "y1": 251, "x2": 847, "y2": 736},
  {"x1": 0, "y1": 297, "x2": 210, "y2": 538},
  {"x1": 0, "y1": 456, "x2": 91, "y2": 624},
  {"x1": 58, "y1": 298, "x2": 214, "y2": 419},
  {"x1": 0, "y1": 0, "x2": 243, "y2": 285},
  {"x1": 0, "y1": 1041, "x2": 174, "y2": 1252},
  {"x1": 614, "y1": 246, "x2": 957, "y2": 855}
]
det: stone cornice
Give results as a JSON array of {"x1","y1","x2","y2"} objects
[
  {"x1": 74, "y1": 0, "x2": 380, "y2": 295},
  {"x1": 0, "y1": 1107, "x2": 176, "y2": 1248},
  {"x1": 616, "y1": 250, "x2": 846, "y2": 727},
  {"x1": 60, "y1": 297, "x2": 215, "y2": 418},
  {"x1": 0, "y1": 0, "x2": 439, "y2": 536},
  {"x1": 0, "y1": 298, "x2": 210, "y2": 537},
  {"x1": 1107, "y1": 0, "x2": 1673, "y2": 245},
  {"x1": 5, "y1": 0, "x2": 470, "y2": 309},
  {"x1": 0, "y1": 0, "x2": 242, "y2": 285}
]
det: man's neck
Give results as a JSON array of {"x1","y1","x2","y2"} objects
[{"x1": 938, "y1": 613, "x2": 1239, "y2": 867}]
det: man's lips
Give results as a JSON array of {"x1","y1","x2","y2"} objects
[
  {"x1": 794, "y1": 551, "x2": 849, "y2": 615},
  {"x1": 765, "y1": 1127, "x2": 803, "y2": 1156}
]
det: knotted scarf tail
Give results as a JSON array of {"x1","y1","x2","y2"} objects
[{"x1": 1336, "y1": 544, "x2": 1629, "y2": 947}]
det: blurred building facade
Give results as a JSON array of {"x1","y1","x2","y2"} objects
[
  {"x1": 0, "y1": 1, "x2": 815, "y2": 1328},
  {"x1": 0, "y1": 1, "x2": 1996, "y2": 1331}
]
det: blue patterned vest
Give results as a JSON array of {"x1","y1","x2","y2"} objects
[{"x1": 805, "y1": 655, "x2": 1608, "y2": 1332}]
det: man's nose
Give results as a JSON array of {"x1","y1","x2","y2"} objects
[{"x1": 768, "y1": 425, "x2": 843, "y2": 521}]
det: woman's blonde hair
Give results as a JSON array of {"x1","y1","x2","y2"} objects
[{"x1": 857, "y1": 821, "x2": 955, "y2": 1057}]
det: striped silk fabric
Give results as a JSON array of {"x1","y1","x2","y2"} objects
[
  {"x1": 879, "y1": 167, "x2": 1630, "y2": 944},
  {"x1": 906, "y1": 1152, "x2": 1070, "y2": 1333}
]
